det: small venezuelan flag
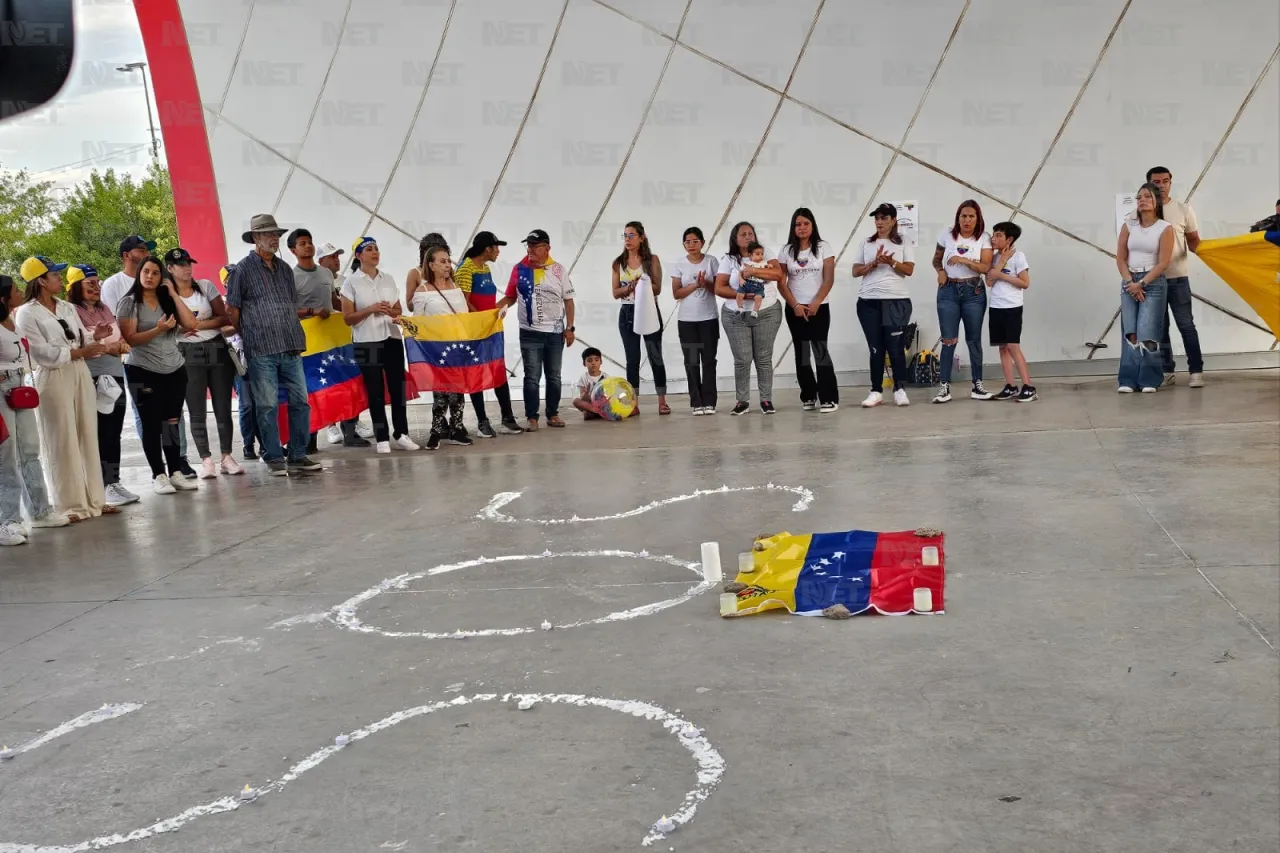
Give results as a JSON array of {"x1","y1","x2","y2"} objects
[
  {"x1": 1196, "y1": 230, "x2": 1280, "y2": 338},
  {"x1": 399, "y1": 309, "x2": 507, "y2": 394},
  {"x1": 724, "y1": 529, "x2": 946, "y2": 617}
]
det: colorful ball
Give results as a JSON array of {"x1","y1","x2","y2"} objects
[{"x1": 591, "y1": 376, "x2": 637, "y2": 421}]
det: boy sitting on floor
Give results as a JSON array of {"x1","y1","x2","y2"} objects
[{"x1": 572, "y1": 347, "x2": 637, "y2": 420}]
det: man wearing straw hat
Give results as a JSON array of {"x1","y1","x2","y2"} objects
[{"x1": 224, "y1": 214, "x2": 320, "y2": 476}]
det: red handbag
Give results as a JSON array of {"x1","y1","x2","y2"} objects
[{"x1": 4, "y1": 338, "x2": 39, "y2": 410}]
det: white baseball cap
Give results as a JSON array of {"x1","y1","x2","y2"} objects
[{"x1": 316, "y1": 242, "x2": 344, "y2": 260}]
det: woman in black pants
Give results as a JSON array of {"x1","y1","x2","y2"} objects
[
  {"x1": 777, "y1": 207, "x2": 838, "y2": 411},
  {"x1": 670, "y1": 226, "x2": 720, "y2": 414},
  {"x1": 852, "y1": 203, "x2": 916, "y2": 408},
  {"x1": 117, "y1": 257, "x2": 200, "y2": 494},
  {"x1": 612, "y1": 221, "x2": 669, "y2": 414}
]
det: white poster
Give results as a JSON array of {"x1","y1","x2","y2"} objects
[
  {"x1": 1115, "y1": 193, "x2": 1136, "y2": 235},
  {"x1": 890, "y1": 200, "x2": 919, "y2": 247},
  {"x1": 632, "y1": 282, "x2": 661, "y2": 336}
]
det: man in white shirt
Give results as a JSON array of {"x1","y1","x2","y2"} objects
[{"x1": 1146, "y1": 167, "x2": 1204, "y2": 387}]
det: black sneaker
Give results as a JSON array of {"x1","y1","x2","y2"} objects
[
  {"x1": 244, "y1": 446, "x2": 258, "y2": 461},
  {"x1": 425, "y1": 433, "x2": 441, "y2": 451},
  {"x1": 476, "y1": 421, "x2": 497, "y2": 439},
  {"x1": 288, "y1": 456, "x2": 322, "y2": 472},
  {"x1": 731, "y1": 401, "x2": 750, "y2": 416},
  {"x1": 177, "y1": 460, "x2": 198, "y2": 479},
  {"x1": 448, "y1": 429, "x2": 473, "y2": 447},
  {"x1": 993, "y1": 384, "x2": 1018, "y2": 401},
  {"x1": 306, "y1": 437, "x2": 319, "y2": 454},
  {"x1": 1017, "y1": 385, "x2": 1038, "y2": 402},
  {"x1": 760, "y1": 400, "x2": 776, "y2": 414},
  {"x1": 342, "y1": 437, "x2": 372, "y2": 448},
  {"x1": 801, "y1": 400, "x2": 817, "y2": 411},
  {"x1": 500, "y1": 419, "x2": 525, "y2": 434},
  {"x1": 266, "y1": 460, "x2": 289, "y2": 476},
  {"x1": 970, "y1": 381, "x2": 994, "y2": 401}
]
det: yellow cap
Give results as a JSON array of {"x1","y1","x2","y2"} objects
[
  {"x1": 19, "y1": 256, "x2": 67, "y2": 283},
  {"x1": 219, "y1": 265, "x2": 232, "y2": 285}
]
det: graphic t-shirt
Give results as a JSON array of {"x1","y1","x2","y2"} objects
[
  {"x1": 718, "y1": 248, "x2": 778, "y2": 312},
  {"x1": 937, "y1": 229, "x2": 991, "y2": 280},
  {"x1": 987, "y1": 250, "x2": 1029, "y2": 309},
  {"x1": 179, "y1": 280, "x2": 221, "y2": 343},
  {"x1": 455, "y1": 257, "x2": 498, "y2": 311},
  {"x1": 854, "y1": 238, "x2": 915, "y2": 300},
  {"x1": 578, "y1": 369, "x2": 606, "y2": 398},
  {"x1": 505, "y1": 257, "x2": 575, "y2": 333},
  {"x1": 777, "y1": 240, "x2": 834, "y2": 304}
]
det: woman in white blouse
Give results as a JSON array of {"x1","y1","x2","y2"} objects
[
  {"x1": 852, "y1": 203, "x2": 916, "y2": 408},
  {"x1": 410, "y1": 246, "x2": 475, "y2": 451},
  {"x1": 1114, "y1": 182, "x2": 1174, "y2": 393},
  {"x1": 713, "y1": 221, "x2": 786, "y2": 415},
  {"x1": 777, "y1": 207, "x2": 838, "y2": 412},
  {"x1": 670, "y1": 226, "x2": 720, "y2": 414},
  {"x1": 14, "y1": 257, "x2": 119, "y2": 521},
  {"x1": 341, "y1": 237, "x2": 418, "y2": 454}
]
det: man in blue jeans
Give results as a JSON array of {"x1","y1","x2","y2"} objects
[
  {"x1": 224, "y1": 214, "x2": 320, "y2": 475},
  {"x1": 1147, "y1": 166, "x2": 1205, "y2": 388},
  {"x1": 497, "y1": 229, "x2": 576, "y2": 430}
]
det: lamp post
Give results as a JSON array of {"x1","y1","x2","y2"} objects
[{"x1": 116, "y1": 62, "x2": 159, "y2": 167}]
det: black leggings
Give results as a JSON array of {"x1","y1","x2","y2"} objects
[
  {"x1": 125, "y1": 363, "x2": 188, "y2": 477},
  {"x1": 856, "y1": 298, "x2": 909, "y2": 393},
  {"x1": 470, "y1": 381, "x2": 516, "y2": 425},
  {"x1": 784, "y1": 302, "x2": 838, "y2": 404},
  {"x1": 618, "y1": 303, "x2": 667, "y2": 394},
  {"x1": 96, "y1": 374, "x2": 127, "y2": 485},
  {"x1": 677, "y1": 318, "x2": 718, "y2": 409},
  {"x1": 354, "y1": 337, "x2": 408, "y2": 443},
  {"x1": 180, "y1": 338, "x2": 236, "y2": 457}
]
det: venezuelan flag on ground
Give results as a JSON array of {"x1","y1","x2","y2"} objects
[
  {"x1": 277, "y1": 315, "x2": 419, "y2": 434},
  {"x1": 723, "y1": 529, "x2": 945, "y2": 617},
  {"x1": 399, "y1": 309, "x2": 506, "y2": 394},
  {"x1": 1196, "y1": 231, "x2": 1280, "y2": 338}
]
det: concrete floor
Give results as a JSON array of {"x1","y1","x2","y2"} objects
[{"x1": 1, "y1": 371, "x2": 1277, "y2": 853}]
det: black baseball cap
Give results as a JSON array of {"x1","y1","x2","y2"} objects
[
  {"x1": 521, "y1": 228, "x2": 550, "y2": 245},
  {"x1": 869, "y1": 203, "x2": 898, "y2": 218},
  {"x1": 164, "y1": 247, "x2": 197, "y2": 265},
  {"x1": 119, "y1": 235, "x2": 156, "y2": 255},
  {"x1": 472, "y1": 231, "x2": 508, "y2": 250}
]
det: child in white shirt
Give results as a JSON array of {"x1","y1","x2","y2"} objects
[
  {"x1": 736, "y1": 242, "x2": 767, "y2": 317},
  {"x1": 985, "y1": 221, "x2": 1034, "y2": 402},
  {"x1": 573, "y1": 347, "x2": 636, "y2": 420}
]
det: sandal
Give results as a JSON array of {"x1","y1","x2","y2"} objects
[
  {"x1": 547, "y1": 416, "x2": 566, "y2": 428},
  {"x1": 658, "y1": 401, "x2": 671, "y2": 415},
  {"x1": 66, "y1": 514, "x2": 83, "y2": 524},
  {"x1": 102, "y1": 506, "x2": 122, "y2": 515}
]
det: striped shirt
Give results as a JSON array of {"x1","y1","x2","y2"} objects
[
  {"x1": 455, "y1": 257, "x2": 497, "y2": 311},
  {"x1": 225, "y1": 250, "x2": 305, "y2": 358}
]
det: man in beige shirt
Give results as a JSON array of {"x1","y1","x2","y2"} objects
[{"x1": 1146, "y1": 166, "x2": 1204, "y2": 388}]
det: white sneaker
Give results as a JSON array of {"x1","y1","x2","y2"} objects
[
  {"x1": 0, "y1": 521, "x2": 26, "y2": 546},
  {"x1": 154, "y1": 474, "x2": 177, "y2": 495},
  {"x1": 356, "y1": 423, "x2": 375, "y2": 440},
  {"x1": 894, "y1": 388, "x2": 910, "y2": 407},
  {"x1": 1141, "y1": 386, "x2": 1157, "y2": 394},
  {"x1": 325, "y1": 424, "x2": 344, "y2": 444},
  {"x1": 932, "y1": 382, "x2": 952, "y2": 403},
  {"x1": 1117, "y1": 386, "x2": 1135, "y2": 394},
  {"x1": 393, "y1": 434, "x2": 420, "y2": 451},
  {"x1": 168, "y1": 471, "x2": 199, "y2": 491},
  {"x1": 375, "y1": 440, "x2": 392, "y2": 454},
  {"x1": 104, "y1": 483, "x2": 139, "y2": 507},
  {"x1": 30, "y1": 511, "x2": 70, "y2": 528},
  {"x1": 1188, "y1": 373, "x2": 1205, "y2": 388},
  {"x1": 220, "y1": 455, "x2": 244, "y2": 475},
  {"x1": 860, "y1": 391, "x2": 883, "y2": 408},
  {"x1": 199, "y1": 458, "x2": 218, "y2": 479},
  {"x1": 692, "y1": 407, "x2": 706, "y2": 416},
  {"x1": 703, "y1": 406, "x2": 715, "y2": 415}
]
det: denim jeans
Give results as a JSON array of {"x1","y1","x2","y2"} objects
[
  {"x1": 247, "y1": 352, "x2": 311, "y2": 462},
  {"x1": 937, "y1": 278, "x2": 986, "y2": 383},
  {"x1": 1160, "y1": 276, "x2": 1204, "y2": 375},
  {"x1": 1119, "y1": 275, "x2": 1168, "y2": 390},
  {"x1": 519, "y1": 329, "x2": 564, "y2": 420},
  {"x1": 234, "y1": 374, "x2": 258, "y2": 451},
  {"x1": 0, "y1": 373, "x2": 52, "y2": 525}
]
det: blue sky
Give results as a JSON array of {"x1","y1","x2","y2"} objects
[{"x1": 0, "y1": 0, "x2": 160, "y2": 187}]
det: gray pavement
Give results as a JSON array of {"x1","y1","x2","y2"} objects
[{"x1": 1, "y1": 371, "x2": 1277, "y2": 853}]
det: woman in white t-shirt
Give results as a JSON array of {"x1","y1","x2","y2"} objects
[
  {"x1": 1114, "y1": 182, "x2": 1174, "y2": 393},
  {"x1": 713, "y1": 221, "x2": 786, "y2": 415},
  {"x1": 341, "y1": 237, "x2": 419, "y2": 454},
  {"x1": 670, "y1": 226, "x2": 720, "y2": 414},
  {"x1": 777, "y1": 207, "x2": 838, "y2": 412},
  {"x1": 411, "y1": 246, "x2": 476, "y2": 451},
  {"x1": 612, "y1": 221, "x2": 669, "y2": 414},
  {"x1": 931, "y1": 199, "x2": 994, "y2": 403},
  {"x1": 852, "y1": 203, "x2": 916, "y2": 408}
]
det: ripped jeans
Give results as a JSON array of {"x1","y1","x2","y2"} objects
[{"x1": 1118, "y1": 273, "x2": 1168, "y2": 391}]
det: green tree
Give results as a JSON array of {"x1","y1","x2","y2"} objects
[{"x1": 0, "y1": 165, "x2": 62, "y2": 275}]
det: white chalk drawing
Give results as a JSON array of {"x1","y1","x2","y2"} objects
[
  {"x1": 478, "y1": 483, "x2": 814, "y2": 525},
  {"x1": 0, "y1": 694, "x2": 723, "y2": 851},
  {"x1": 274, "y1": 550, "x2": 714, "y2": 639},
  {"x1": 127, "y1": 637, "x2": 260, "y2": 670},
  {"x1": 1, "y1": 703, "x2": 142, "y2": 760}
]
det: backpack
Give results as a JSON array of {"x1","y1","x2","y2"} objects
[{"x1": 907, "y1": 337, "x2": 942, "y2": 387}]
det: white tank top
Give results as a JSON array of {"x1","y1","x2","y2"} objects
[
  {"x1": 1126, "y1": 218, "x2": 1170, "y2": 271},
  {"x1": 412, "y1": 286, "x2": 468, "y2": 317}
]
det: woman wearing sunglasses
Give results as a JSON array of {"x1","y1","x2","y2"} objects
[{"x1": 14, "y1": 257, "x2": 119, "y2": 522}]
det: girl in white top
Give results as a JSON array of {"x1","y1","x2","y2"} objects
[
  {"x1": 931, "y1": 200, "x2": 995, "y2": 403},
  {"x1": 340, "y1": 237, "x2": 418, "y2": 454},
  {"x1": 0, "y1": 274, "x2": 70, "y2": 545},
  {"x1": 14, "y1": 257, "x2": 117, "y2": 522},
  {"x1": 670, "y1": 226, "x2": 720, "y2": 414},
  {"x1": 777, "y1": 207, "x2": 838, "y2": 411},
  {"x1": 413, "y1": 246, "x2": 473, "y2": 451},
  {"x1": 611, "y1": 221, "x2": 669, "y2": 415},
  {"x1": 852, "y1": 203, "x2": 917, "y2": 408},
  {"x1": 1114, "y1": 182, "x2": 1174, "y2": 393},
  {"x1": 713, "y1": 221, "x2": 786, "y2": 415}
]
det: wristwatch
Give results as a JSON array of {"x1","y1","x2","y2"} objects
[{"x1": 566, "y1": 325, "x2": 576, "y2": 332}]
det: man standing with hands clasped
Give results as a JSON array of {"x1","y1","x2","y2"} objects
[{"x1": 1146, "y1": 166, "x2": 1204, "y2": 388}]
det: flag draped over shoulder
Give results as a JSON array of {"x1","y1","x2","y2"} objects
[
  {"x1": 724, "y1": 529, "x2": 946, "y2": 617},
  {"x1": 276, "y1": 315, "x2": 419, "y2": 434},
  {"x1": 400, "y1": 308, "x2": 506, "y2": 394},
  {"x1": 1195, "y1": 231, "x2": 1280, "y2": 338}
]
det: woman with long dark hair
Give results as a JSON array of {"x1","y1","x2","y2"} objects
[
  {"x1": 455, "y1": 231, "x2": 523, "y2": 436},
  {"x1": 671, "y1": 226, "x2": 719, "y2": 414},
  {"x1": 713, "y1": 221, "x2": 786, "y2": 414},
  {"x1": 118, "y1": 256, "x2": 200, "y2": 495},
  {"x1": 778, "y1": 207, "x2": 838, "y2": 411},
  {"x1": 68, "y1": 265, "x2": 138, "y2": 506},
  {"x1": 612, "y1": 221, "x2": 669, "y2": 414},
  {"x1": 1114, "y1": 182, "x2": 1174, "y2": 393},
  {"x1": 931, "y1": 199, "x2": 994, "y2": 403},
  {"x1": 852, "y1": 203, "x2": 915, "y2": 407},
  {"x1": 15, "y1": 257, "x2": 117, "y2": 520}
]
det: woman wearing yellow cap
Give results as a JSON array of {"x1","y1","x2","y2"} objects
[{"x1": 14, "y1": 257, "x2": 117, "y2": 521}]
